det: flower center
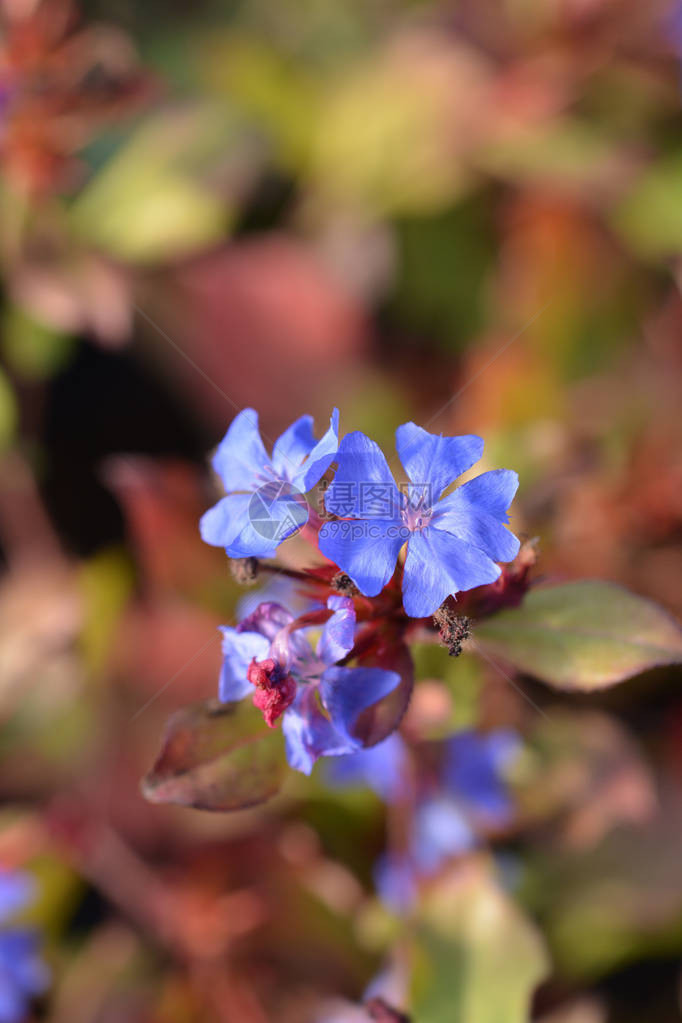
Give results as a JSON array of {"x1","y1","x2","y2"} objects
[
  {"x1": 247, "y1": 657, "x2": 297, "y2": 727},
  {"x1": 400, "y1": 492, "x2": 432, "y2": 533},
  {"x1": 254, "y1": 463, "x2": 279, "y2": 486}
]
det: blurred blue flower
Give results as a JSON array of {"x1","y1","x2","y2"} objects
[
  {"x1": 0, "y1": 870, "x2": 49, "y2": 1023},
  {"x1": 219, "y1": 596, "x2": 400, "y2": 774},
  {"x1": 442, "y1": 728, "x2": 519, "y2": 824},
  {"x1": 201, "y1": 408, "x2": 339, "y2": 558},
  {"x1": 326, "y1": 733, "x2": 408, "y2": 801},
  {"x1": 0, "y1": 877, "x2": 33, "y2": 926},
  {"x1": 332, "y1": 728, "x2": 520, "y2": 910},
  {"x1": 319, "y1": 422, "x2": 519, "y2": 617}
]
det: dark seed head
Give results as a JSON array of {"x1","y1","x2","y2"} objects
[
  {"x1": 332, "y1": 571, "x2": 359, "y2": 597},
  {"x1": 230, "y1": 557, "x2": 260, "y2": 585},
  {"x1": 433, "y1": 606, "x2": 471, "y2": 657}
]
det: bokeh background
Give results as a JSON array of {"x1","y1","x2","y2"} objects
[{"x1": 1, "y1": 0, "x2": 682, "y2": 1019}]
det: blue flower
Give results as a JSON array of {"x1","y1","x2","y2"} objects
[
  {"x1": 326, "y1": 733, "x2": 408, "y2": 801},
  {"x1": 442, "y1": 729, "x2": 519, "y2": 824},
  {"x1": 0, "y1": 871, "x2": 49, "y2": 1023},
  {"x1": 413, "y1": 729, "x2": 519, "y2": 870},
  {"x1": 218, "y1": 596, "x2": 401, "y2": 775},
  {"x1": 0, "y1": 877, "x2": 33, "y2": 927},
  {"x1": 201, "y1": 408, "x2": 339, "y2": 558},
  {"x1": 319, "y1": 422, "x2": 520, "y2": 617},
  {"x1": 332, "y1": 728, "x2": 520, "y2": 910}
]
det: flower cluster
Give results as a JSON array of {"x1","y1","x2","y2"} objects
[
  {"x1": 320, "y1": 425, "x2": 520, "y2": 617},
  {"x1": 329, "y1": 729, "x2": 520, "y2": 909},
  {"x1": 201, "y1": 409, "x2": 339, "y2": 558},
  {"x1": 202, "y1": 408, "x2": 519, "y2": 617},
  {"x1": 201, "y1": 408, "x2": 521, "y2": 776},
  {"x1": 0, "y1": 870, "x2": 49, "y2": 1023},
  {"x1": 219, "y1": 595, "x2": 400, "y2": 774}
]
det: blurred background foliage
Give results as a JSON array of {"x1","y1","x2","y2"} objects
[{"x1": 1, "y1": 0, "x2": 682, "y2": 1019}]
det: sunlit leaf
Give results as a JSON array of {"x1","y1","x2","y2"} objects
[
  {"x1": 411, "y1": 866, "x2": 549, "y2": 1023},
  {"x1": 1, "y1": 306, "x2": 74, "y2": 380},
  {"x1": 476, "y1": 582, "x2": 682, "y2": 691},
  {"x1": 201, "y1": 33, "x2": 319, "y2": 169},
  {"x1": 142, "y1": 698, "x2": 287, "y2": 811},
  {"x1": 0, "y1": 367, "x2": 17, "y2": 452},
  {"x1": 309, "y1": 37, "x2": 483, "y2": 214},
  {"x1": 615, "y1": 151, "x2": 682, "y2": 257},
  {"x1": 78, "y1": 550, "x2": 135, "y2": 674},
  {"x1": 71, "y1": 110, "x2": 230, "y2": 264},
  {"x1": 478, "y1": 119, "x2": 619, "y2": 189}
]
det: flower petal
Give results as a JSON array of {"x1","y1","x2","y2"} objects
[
  {"x1": 224, "y1": 503, "x2": 292, "y2": 559},
  {"x1": 319, "y1": 519, "x2": 407, "y2": 597},
  {"x1": 211, "y1": 408, "x2": 271, "y2": 493},
  {"x1": 0, "y1": 873, "x2": 34, "y2": 926},
  {"x1": 443, "y1": 729, "x2": 519, "y2": 822},
  {"x1": 374, "y1": 854, "x2": 417, "y2": 912},
  {"x1": 327, "y1": 734, "x2": 407, "y2": 801},
  {"x1": 0, "y1": 931, "x2": 50, "y2": 995},
  {"x1": 395, "y1": 422, "x2": 484, "y2": 500},
  {"x1": 324, "y1": 430, "x2": 401, "y2": 519},
  {"x1": 320, "y1": 666, "x2": 401, "y2": 744},
  {"x1": 0, "y1": 978, "x2": 25, "y2": 1023},
  {"x1": 402, "y1": 527, "x2": 501, "y2": 617},
  {"x1": 282, "y1": 688, "x2": 355, "y2": 775},
  {"x1": 453, "y1": 468, "x2": 519, "y2": 520},
  {"x1": 237, "y1": 601, "x2": 294, "y2": 640},
  {"x1": 290, "y1": 408, "x2": 340, "y2": 493},
  {"x1": 271, "y1": 415, "x2": 316, "y2": 478},
  {"x1": 218, "y1": 627, "x2": 269, "y2": 702},
  {"x1": 432, "y1": 470, "x2": 520, "y2": 563},
  {"x1": 199, "y1": 492, "x2": 252, "y2": 549},
  {"x1": 413, "y1": 797, "x2": 476, "y2": 872},
  {"x1": 236, "y1": 482, "x2": 309, "y2": 557},
  {"x1": 0, "y1": 973, "x2": 25, "y2": 1023},
  {"x1": 271, "y1": 628, "x2": 315, "y2": 675},
  {"x1": 317, "y1": 595, "x2": 356, "y2": 666},
  {"x1": 235, "y1": 600, "x2": 316, "y2": 675}
]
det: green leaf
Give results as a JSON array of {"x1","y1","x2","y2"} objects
[
  {"x1": 71, "y1": 110, "x2": 229, "y2": 264},
  {"x1": 78, "y1": 549, "x2": 134, "y2": 674},
  {"x1": 476, "y1": 581, "x2": 682, "y2": 691},
  {"x1": 478, "y1": 118, "x2": 617, "y2": 189},
  {"x1": 142, "y1": 699, "x2": 287, "y2": 811},
  {"x1": 614, "y1": 151, "x2": 682, "y2": 257},
  {"x1": 411, "y1": 867, "x2": 549, "y2": 1023},
  {"x1": 0, "y1": 367, "x2": 17, "y2": 452},
  {"x1": 2, "y1": 306, "x2": 74, "y2": 380}
]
